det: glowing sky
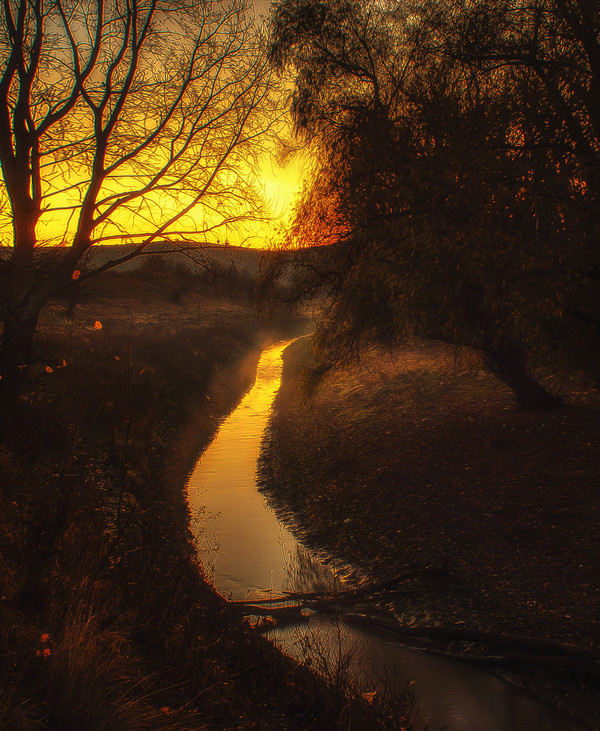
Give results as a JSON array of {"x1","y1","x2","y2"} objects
[
  {"x1": 219, "y1": 0, "x2": 310, "y2": 247},
  {"x1": 2, "y1": 0, "x2": 309, "y2": 251},
  {"x1": 251, "y1": 145, "x2": 309, "y2": 245}
]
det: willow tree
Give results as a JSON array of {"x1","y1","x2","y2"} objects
[
  {"x1": 0, "y1": 0, "x2": 275, "y2": 409},
  {"x1": 266, "y1": 0, "x2": 600, "y2": 408}
]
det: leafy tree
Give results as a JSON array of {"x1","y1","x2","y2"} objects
[
  {"x1": 266, "y1": 0, "x2": 600, "y2": 408},
  {"x1": 0, "y1": 0, "x2": 275, "y2": 410}
]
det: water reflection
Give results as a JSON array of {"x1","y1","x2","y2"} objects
[
  {"x1": 284, "y1": 544, "x2": 345, "y2": 595},
  {"x1": 274, "y1": 616, "x2": 583, "y2": 731},
  {"x1": 187, "y1": 340, "x2": 584, "y2": 731},
  {"x1": 188, "y1": 340, "x2": 319, "y2": 598}
]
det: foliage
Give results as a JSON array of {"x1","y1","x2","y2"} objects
[{"x1": 265, "y1": 0, "x2": 600, "y2": 407}]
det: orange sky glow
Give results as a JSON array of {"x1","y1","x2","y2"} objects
[
  {"x1": 0, "y1": 0, "x2": 309, "y2": 253},
  {"x1": 22, "y1": 145, "x2": 309, "y2": 251}
]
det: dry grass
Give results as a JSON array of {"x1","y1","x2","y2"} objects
[
  {"x1": 0, "y1": 268, "x2": 405, "y2": 730},
  {"x1": 259, "y1": 336, "x2": 600, "y2": 727}
]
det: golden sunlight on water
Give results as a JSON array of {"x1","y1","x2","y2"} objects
[{"x1": 187, "y1": 340, "x2": 304, "y2": 598}]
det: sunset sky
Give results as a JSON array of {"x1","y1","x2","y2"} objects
[
  {"x1": 250, "y1": 0, "x2": 309, "y2": 246},
  {"x1": 251, "y1": 144, "x2": 309, "y2": 245},
  {"x1": 0, "y1": 0, "x2": 309, "y2": 251}
]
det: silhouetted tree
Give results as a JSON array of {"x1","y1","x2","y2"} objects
[
  {"x1": 266, "y1": 0, "x2": 600, "y2": 408},
  {"x1": 0, "y1": 0, "x2": 274, "y2": 411}
]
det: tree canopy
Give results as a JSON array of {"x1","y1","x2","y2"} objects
[{"x1": 265, "y1": 0, "x2": 600, "y2": 408}]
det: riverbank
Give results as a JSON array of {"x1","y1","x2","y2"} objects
[
  {"x1": 259, "y1": 337, "x2": 600, "y2": 728},
  {"x1": 0, "y1": 271, "x2": 399, "y2": 729}
]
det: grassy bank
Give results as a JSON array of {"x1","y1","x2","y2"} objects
[
  {"x1": 0, "y1": 270, "x2": 397, "y2": 729},
  {"x1": 259, "y1": 336, "x2": 600, "y2": 728}
]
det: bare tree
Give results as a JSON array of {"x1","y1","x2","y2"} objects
[{"x1": 0, "y1": 0, "x2": 275, "y2": 407}]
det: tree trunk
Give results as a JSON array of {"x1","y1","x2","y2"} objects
[
  {"x1": 0, "y1": 308, "x2": 41, "y2": 415},
  {"x1": 488, "y1": 346, "x2": 562, "y2": 409}
]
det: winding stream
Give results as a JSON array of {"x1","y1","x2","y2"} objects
[{"x1": 187, "y1": 340, "x2": 583, "y2": 731}]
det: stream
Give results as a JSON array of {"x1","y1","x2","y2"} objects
[{"x1": 187, "y1": 340, "x2": 583, "y2": 731}]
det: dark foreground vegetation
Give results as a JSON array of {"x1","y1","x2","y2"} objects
[
  {"x1": 259, "y1": 337, "x2": 600, "y2": 729},
  {"x1": 0, "y1": 268, "x2": 402, "y2": 730}
]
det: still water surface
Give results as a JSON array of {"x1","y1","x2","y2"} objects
[{"x1": 187, "y1": 340, "x2": 583, "y2": 731}]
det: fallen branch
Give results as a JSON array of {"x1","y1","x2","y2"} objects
[
  {"x1": 231, "y1": 564, "x2": 447, "y2": 608},
  {"x1": 230, "y1": 566, "x2": 600, "y2": 678}
]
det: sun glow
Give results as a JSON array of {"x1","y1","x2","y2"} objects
[
  {"x1": 250, "y1": 149, "x2": 309, "y2": 245},
  {"x1": 0, "y1": 0, "x2": 311, "y2": 254},
  {"x1": 25, "y1": 145, "x2": 308, "y2": 250}
]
